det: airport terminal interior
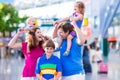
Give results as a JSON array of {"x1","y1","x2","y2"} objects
[{"x1": 0, "y1": 0, "x2": 120, "y2": 80}]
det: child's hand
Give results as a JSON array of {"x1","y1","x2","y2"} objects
[
  {"x1": 72, "y1": 19, "x2": 76, "y2": 25},
  {"x1": 49, "y1": 78, "x2": 55, "y2": 80},
  {"x1": 41, "y1": 77, "x2": 46, "y2": 80},
  {"x1": 70, "y1": 16, "x2": 73, "y2": 22}
]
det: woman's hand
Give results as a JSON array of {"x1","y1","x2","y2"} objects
[
  {"x1": 42, "y1": 35, "x2": 50, "y2": 41},
  {"x1": 17, "y1": 28, "x2": 25, "y2": 35},
  {"x1": 54, "y1": 21, "x2": 58, "y2": 25}
]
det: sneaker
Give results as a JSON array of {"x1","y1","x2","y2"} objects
[
  {"x1": 63, "y1": 50, "x2": 70, "y2": 56},
  {"x1": 54, "y1": 47, "x2": 60, "y2": 52}
]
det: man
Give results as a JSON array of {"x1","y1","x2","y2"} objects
[
  {"x1": 90, "y1": 37, "x2": 99, "y2": 49},
  {"x1": 52, "y1": 21, "x2": 85, "y2": 80}
]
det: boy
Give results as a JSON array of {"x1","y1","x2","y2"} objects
[{"x1": 35, "y1": 39, "x2": 62, "y2": 80}]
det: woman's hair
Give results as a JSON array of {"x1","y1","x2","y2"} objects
[
  {"x1": 76, "y1": 1, "x2": 85, "y2": 15},
  {"x1": 43, "y1": 39, "x2": 55, "y2": 49},
  {"x1": 58, "y1": 22, "x2": 73, "y2": 34},
  {"x1": 26, "y1": 27, "x2": 43, "y2": 50}
]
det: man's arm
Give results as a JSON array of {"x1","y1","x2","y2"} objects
[
  {"x1": 52, "y1": 24, "x2": 59, "y2": 39},
  {"x1": 73, "y1": 21, "x2": 85, "y2": 45}
]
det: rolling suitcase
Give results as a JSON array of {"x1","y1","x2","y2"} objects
[{"x1": 98, "y1": 62, "x2": 108, "y2": 73}]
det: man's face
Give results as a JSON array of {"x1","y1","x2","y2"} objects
[{"x1": 58, "y1": 28, "x2": 69, "y2": 39}]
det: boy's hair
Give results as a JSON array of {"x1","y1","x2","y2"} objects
[{"x1": 43, "y1": 39, "x2": 55, "y2": 49}]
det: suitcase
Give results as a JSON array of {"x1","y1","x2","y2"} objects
[{"x1": 98, "y1": 62, "x2": 108, "y2": 73}]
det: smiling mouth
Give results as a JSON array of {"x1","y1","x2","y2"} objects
[{"x1": 39, "y1": 36, "x2": 42, "y2": 38}]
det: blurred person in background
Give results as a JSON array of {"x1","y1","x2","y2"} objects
[
  {"x1": 90, "y1": 37, "x2": 100, "y2": 50},
  {"x1": 83, "y1": 40, "x2": 92, "y2": 74},
  {"x1": 94, "y1": 47, "x2": 103, "y2": 63}
]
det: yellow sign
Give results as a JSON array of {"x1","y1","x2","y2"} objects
[
  {"x1": 35, "y1": 19, "x2": 39, "y2": 27},
  {"x1": 83, "y1": 18, "x2": 88, "y2": 26}
]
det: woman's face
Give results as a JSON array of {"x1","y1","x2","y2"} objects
[
  {"x1": 58, "y1": 28, "x2": 69, "y2": 39},
  {"x1": 35, "y1": 29, "x2": 43, "y2": 41}
]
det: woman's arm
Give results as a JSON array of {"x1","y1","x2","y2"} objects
[
  {"x1": 8, "y1": 28, "x2": 24, "y2": 49},
  {"x1": 73, "y1": 21, "x2": 85, "y2": 45}
]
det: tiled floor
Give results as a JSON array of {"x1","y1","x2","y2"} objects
[{"x1": 0, "y1": 52, "x2": 120, "y2": 80}]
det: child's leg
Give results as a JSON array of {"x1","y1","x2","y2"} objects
[
  {"x1": 63, "y1": 35, "x2": 73, "y2": 56},
  {"x1": 66, "y1": 34, "x2": 73, "y2": 51}
]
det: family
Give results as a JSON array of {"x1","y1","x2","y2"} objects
[{"x1": 8, "y1": 1, "x2": 86, "y2": 80}]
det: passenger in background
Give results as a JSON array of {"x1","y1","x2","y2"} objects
[
  {"x1": 90, "y1": 37, "x2": 99, "y2": 50},
  {"x1": 95, "y1": 47, "x2": 103, "y2": 63},
  {"x1": 83, "y1": 40, "x2": 92, "y2": 74}
]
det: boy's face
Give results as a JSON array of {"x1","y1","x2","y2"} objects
[{"x1": 44, "y1": 47, "x2": 54, "y2": 56}]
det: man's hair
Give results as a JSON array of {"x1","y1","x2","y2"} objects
[{"x1": 58, "y1": 22, "x2": 73, "y2": 34}]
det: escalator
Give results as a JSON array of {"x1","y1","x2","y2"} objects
[
  {"x1": 99, "y1": 0, "x2": 120, "y2": 57},
  {"x1": 100, "y1": 0, "x2": 120, "y2": 38}
]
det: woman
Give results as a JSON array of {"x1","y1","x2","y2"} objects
[{"x1": 8, "y1": 27, "x2": 48, "y2": 80}]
